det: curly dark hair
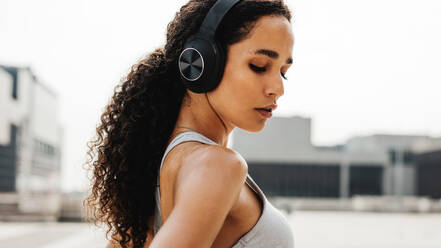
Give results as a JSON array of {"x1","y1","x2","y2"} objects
[{"x1": 83, "y1": 0, "x2": 291, "y2": 247}]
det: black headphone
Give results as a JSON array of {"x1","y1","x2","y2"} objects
[{"x1": 178, "y1": 0, "x2": 241, "y2": 93}]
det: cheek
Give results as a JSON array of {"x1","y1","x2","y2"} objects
[
  {"x1": 219, "y1": 69, "x2": 256, "y2": 108},
  {"x1": 210, "y1": 58, "x2": 263, "y2": 119},
  {"x1": 209, "y1": 71, "x2": 267, "y2": 131}
]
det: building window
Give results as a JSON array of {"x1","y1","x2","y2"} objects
[
  {"x1": 12, "y1": 73, "x2": 18, "y2": 100},
  {"x1": 33, "y1": 138, "x2": 56, "y2": 156},
  {"x1": 2, "y1": 66, "x2": 19, "y2": 100}
]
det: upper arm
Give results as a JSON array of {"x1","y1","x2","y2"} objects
[{"x1": 149, "y1": 146, "x2": 248, "y2": 248}]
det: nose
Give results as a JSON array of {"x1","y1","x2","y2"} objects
[{"x1": 265, "y1": 76, "x2": 284, "y2": 99}]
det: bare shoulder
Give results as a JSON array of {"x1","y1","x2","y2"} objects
[
  {"x1": 178, "y1": 143, "x2": 248, "y2": 187},
  {"x1": 149, "y1": 143, "x2": 248, "y2": 247}
]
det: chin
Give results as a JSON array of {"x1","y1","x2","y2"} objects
[{"x1": 241, "y1": 121, "x2": 266, "y2": 133}]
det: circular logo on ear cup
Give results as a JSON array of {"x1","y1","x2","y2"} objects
[{"x1": 178, "y1": 48, "x2": 204, "y2": 81}]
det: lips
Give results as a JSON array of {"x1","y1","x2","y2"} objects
[
  {"x1": 255, "y1": 108, "x2": 272, "y2": 118},
  {"x1": 255, "y1": 107, "x2": 272, "y2": 112},
  {"x1": 254, "y1": 103, "x2": 276, "y2": 119},
  {"x1": 255, "y1": 103, "x2": 277, "y2": 112}
]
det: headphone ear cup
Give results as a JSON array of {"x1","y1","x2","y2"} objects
[
  {"x1": 210, "y1": 40, "x2": 226, "y2": 91},
  {"x1": 179, "y1": 37, "x2": 224, "y2": 93}
]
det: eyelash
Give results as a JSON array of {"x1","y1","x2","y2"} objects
[{"x1": 249, "y1": 64, "x2": 288, "y2": 80}]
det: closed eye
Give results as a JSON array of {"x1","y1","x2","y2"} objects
[
  {"x1": 250, "y1": 64, "x2": 288, "y2": 80},
  {"x1": 249, "y1": 64, "x2": 266, "y2": 72}
]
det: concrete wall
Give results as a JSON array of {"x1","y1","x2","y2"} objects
[
  {"x1": 346, "y1": 135, "x2": 433, "y2": 153},
  {"x1": 232, "y1": 116, "x2": 438, "y2": 198},
  {"x1": 232, "y1": 116, "x2": 314, "y2": 162},
  {"x1": 232, "y1": 116, "x2": 387, "y2": 165}
]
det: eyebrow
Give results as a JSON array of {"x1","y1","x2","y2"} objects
[{"x1": 255, "y1": 49, "x2": 293, "y2": 64}]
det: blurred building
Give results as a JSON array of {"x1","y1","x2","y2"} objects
[
  {"x1": 0, "y1": 65, "x2": 62, "y2": 220},
  {"x1": 413, "y1": 142, "x2": 441, "y2": 199},
  {"x1": 232, "y1": 116, "x2": 441, "y2": 199}
]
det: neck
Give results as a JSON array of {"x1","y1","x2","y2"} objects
[{"x1": 173, "y1": 93, "x2": 233, "y2": 147}]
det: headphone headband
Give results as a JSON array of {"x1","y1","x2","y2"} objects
[{"x1": 198, "y1": 0, "x2": 241, "y2": 39}]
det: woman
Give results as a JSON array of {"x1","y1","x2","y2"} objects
[{"x1": 84, "y1": 0, "x2": 294, "y2": 247}]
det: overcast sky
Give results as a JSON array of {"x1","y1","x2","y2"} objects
[{"x1": 1, "y1": 0, "x2": 440, "y2": 191}]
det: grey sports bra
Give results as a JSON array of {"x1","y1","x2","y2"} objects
[{"x1": 153, "y1": 131, "x2": 294, "y2": 247}]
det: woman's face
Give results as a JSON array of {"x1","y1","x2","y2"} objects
[{"x1": 207, "y1": 15, "x2": 294, "y2": 132}]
